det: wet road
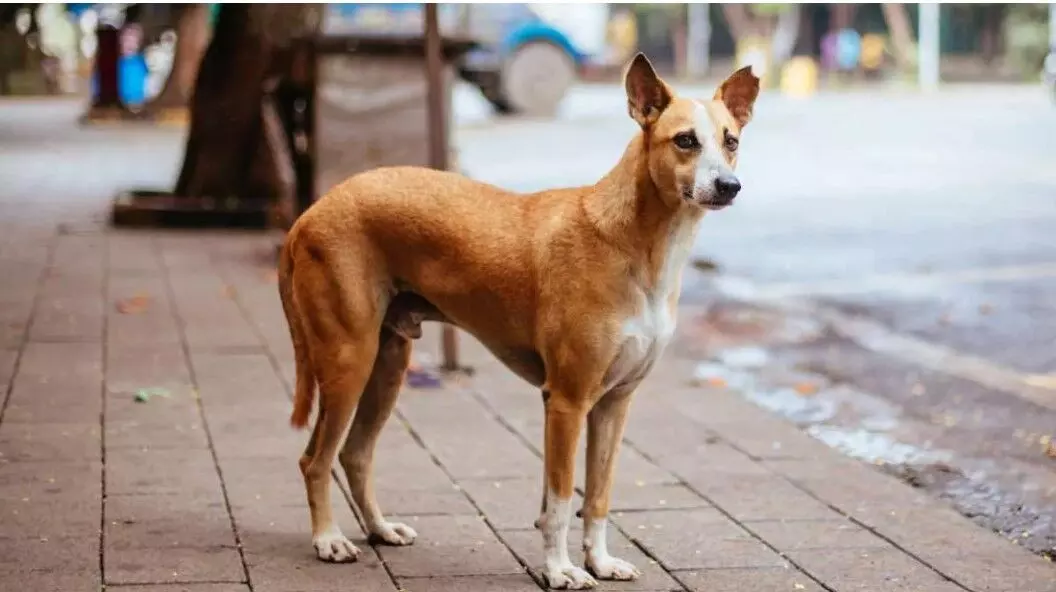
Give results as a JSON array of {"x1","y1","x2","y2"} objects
[{"x1": 453, "y1": 82, "x2": 1056, "y2": 556}]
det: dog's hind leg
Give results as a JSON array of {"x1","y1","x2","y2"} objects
[
  {"x1": 339, "y1": 325, "x2": 417, "y2": 546},
  {"x1": 295, "y1": 257, "x2": 383, "y2": 563}
]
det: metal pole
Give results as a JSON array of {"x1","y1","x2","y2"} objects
[
  {"x1": 1050, "y1": 3, "x2": 1056, "y2": 49},
  {"x1": 424, "y1": 3, "x2": 460, "y2": 371},
  {"x1": 918, "y1": 2, "x2": 940, "y2": 90},
  {"x1": 686, "y1": 3, "x2": 711, "y2": 78}
]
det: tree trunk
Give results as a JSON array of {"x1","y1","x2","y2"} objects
[
  {"x1": 173, "y1": 4, "x2": 321, "y2": 220},
  {"x1": 882, "y1": 3, "x2": 917, "y2": 68},
  {"x1": 770, "y1": 6, "x2": 802, "y2": 64},
  {"x1": 978, "y1": 5, "x2": 1004, "y2": 66},
  {"x1": 146, "y1": 3, "x2": 210, "y2": 110},
  {"x1": 722, "y1": 5, "x2": 761, "y2": 41}
]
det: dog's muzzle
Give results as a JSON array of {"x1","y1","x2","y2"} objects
[{"x1": 689, "y1": 173, "x2": 741, "y2": 210}]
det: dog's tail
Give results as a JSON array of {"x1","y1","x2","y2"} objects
[{"x1": 278, "y1": 235, "x2": 316, "y2": 430}]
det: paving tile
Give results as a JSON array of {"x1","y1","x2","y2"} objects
[
  {"x1": 457, "y1": 477, "x2": 556, "y2": 531},
  {"x1": 106, "y1": 493, "x2": 236, "y2": 550},
  {"x1": 500, "y1": 528, "x2": 682, "y2": 591},
  {"x1": 0, "y1": 571, "x2": 100, "y2": 592},
  {"x1": 111, "y1": 585, "x2": 250, "y2": 592},
  {"x1": 369, "y1": 487, "x2": 479, "y2": 517},
  {"x1": 190, "y1": 352, "x2": 289, "y2": 409},
  {"x1": 921, "y1": 548, "x2": 1056, "y2": 592},
  {"x1": 0, "y1": 349, "x2": 19, "y2": 385},
  {"x1": 106, "y1": 448, "x2": 221, "y2": 495},
  {"x1": 107, "y1": 235, "x2": 163, "y2": 277},
  {"x1": 574, "y1": 446, "x2": 680, "y2": 490},
  {"x1": 649, "y1": 441, "x2": 771, "y2": 479},
  {"x1": 3, "y1": 342, "x2": 102, "y2": 422},
  {"x1": 378, "y1": 515, "x2": 522, "y2": 577},
  {"x1": 220, "y1": 457, "x2": 306, "y2": 510},
  {"x1": 674, "y1": 567, "x2": 824, "y2": 592},
  {"x1": 686, "y1": 474, "x2": 839, "y2": 522},
  {"x1": 788, "y1": 547, "x2": 964, "y2": 592},
  {"x1": 381, "y1": 542, "x2": 525, "y2": 578},
  {"x1": 743, "y1": 519, "x2": 890, "y2": 551},
  {"x1": 29, "y1": 283, "x2": 104, "y2": 342},
  {"x1": 244, "y1": 540, "x2": 397, "y2": 592},
  {"x1": 0, "y1": 421, "x2": 101, "y2": 461},
  {"x1": 0, "y1": 460, "x2": 101, "y2": 538},
  {"x1": 106, "y1": 342, "x2": 192, "y2": 395},
  {"x1": 0, "y1": 534, "x2": 98, "y2": 579},
  {"x1": 613, "y1": 509, "x2": 786, "y2": 571},
  {"x1": 105, "y1": 546, "x2": 245, "y2": 585},
  {"x1": 2, "y1": 385, "x2": 101, "y2": 423},
  {"x1": 371, "y1": 445, "x2": 467, "y2": 492},
  {"x1": 398, "y1": 574, "x2": 541, "y2": 592},
  {"x1": 166, "y1": 273, "x2": 261, "y2": 351},
  {"x1": 611, "y1": 483, "x2": 711, "y2": 513},
  {"x1": 399, "y1": 391, "x2": 542, "y2": 480},
  {"x1": 709, "y1": 419, "x2": 835, "y2": 460}
]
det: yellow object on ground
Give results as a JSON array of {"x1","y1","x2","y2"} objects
[
  {"x1": 780, "y1": 56, "x2": 819, "y2": 98},
  {"x1": 607, "y1": 10, "x2": 638, "y2": 65},
  {"x1": 861, "y1": 34, "x2": 886, "y2": 71}
]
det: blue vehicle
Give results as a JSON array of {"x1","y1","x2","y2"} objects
[{"x1": 326, "y1": 3, "x2": 611, "y2": 116}]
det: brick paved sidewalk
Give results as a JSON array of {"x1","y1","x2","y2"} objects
[{"x1": 1, "y1": 228, "x2": 1054, "y2": 592}]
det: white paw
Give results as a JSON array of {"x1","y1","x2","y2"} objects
[
  {"x1": 313, "y1": 528, "x2": 360, "y2": 563},
  {"x1": 369, "y1": 521, "x2": 418, "y2": 546},
  {"x1": 587, "y1": 553, "x2": 641, "y2": 581},
  {"x1": 544, "y1": 563, "x2": 597, "y2": 590}
]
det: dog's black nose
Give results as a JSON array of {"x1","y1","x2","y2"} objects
[{"x1": 714, "y1": 174, "x2": 741, "y2": 202}]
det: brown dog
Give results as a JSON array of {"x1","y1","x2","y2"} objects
[{"x1": 278, "y1": 54, "x2": 759, "y2": 589}]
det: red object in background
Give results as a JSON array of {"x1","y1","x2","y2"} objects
[{"x1": 93, "y1": 25, "x2": 122, "y2": 108}]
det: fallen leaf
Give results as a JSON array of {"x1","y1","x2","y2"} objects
[
  {"x1": 793, "y1": 382, "x2": 818, "y2": 396},
  {"x1": 115, "y1": 294, "x2": 151, "y2": 314},
  {"x1": 134, "y1": 387, "x2": 171, "y2": 403},
  {"x1": 706, "y1": 376, "x2": 728, "y2": 388}
]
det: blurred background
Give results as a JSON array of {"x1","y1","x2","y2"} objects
[{"x1": 1, "y1": 1, "x2": 1055, "y2": 561}]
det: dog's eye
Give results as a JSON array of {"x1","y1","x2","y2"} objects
[
  {"x1": 673, "y1": 132, "x2": 698, "y2": 150},
  {"x1": 724, "y1": 131, "x2": 739, "y2": 152}
]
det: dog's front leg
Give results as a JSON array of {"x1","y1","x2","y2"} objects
[
  {"x1": 582, "y1": 387, "x2": 641, "y2": 581},
  {"x1": 540, "y1": 394, "x2": 596, "y2": 590}
]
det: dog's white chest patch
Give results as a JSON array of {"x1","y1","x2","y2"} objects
[
  {"x1": 609, "y1": 297, "x2": 675, "y2": 386},
  {"x1": 604, "y1": 219, "x2": 697, "y2": 390}
]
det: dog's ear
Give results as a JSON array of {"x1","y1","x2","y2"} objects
[
  {"x1": 714, "y1": 66, "x2": 760, "y2": 129},
  {"x1": 624, "y1": 53, "x2": 672, "y2": 128}
]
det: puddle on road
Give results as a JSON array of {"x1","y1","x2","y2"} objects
[
  {"x1": 808, "y1": 425, "x2": 952, "y2": 466},
  {"x1": 684, "y1": 300, "x2": 1056, "y2": 559}
]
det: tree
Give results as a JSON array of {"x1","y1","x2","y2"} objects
[
  {"x1": 721, "y1": 4, "x2": 801, "y2": 70},
  {"x1": 173, "y1": 4, "x2": 321, "y2": 227},
  {"x1": 145, "y1": 3, "x2": 211, "y2": 110},
  {"x1": 881, "y1": 3, "x2": 917, "y2": 71}
]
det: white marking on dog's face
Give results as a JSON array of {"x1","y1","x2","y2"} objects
[{"x1": 691, "y1": 101, "x2": 734, "y2": 204}]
